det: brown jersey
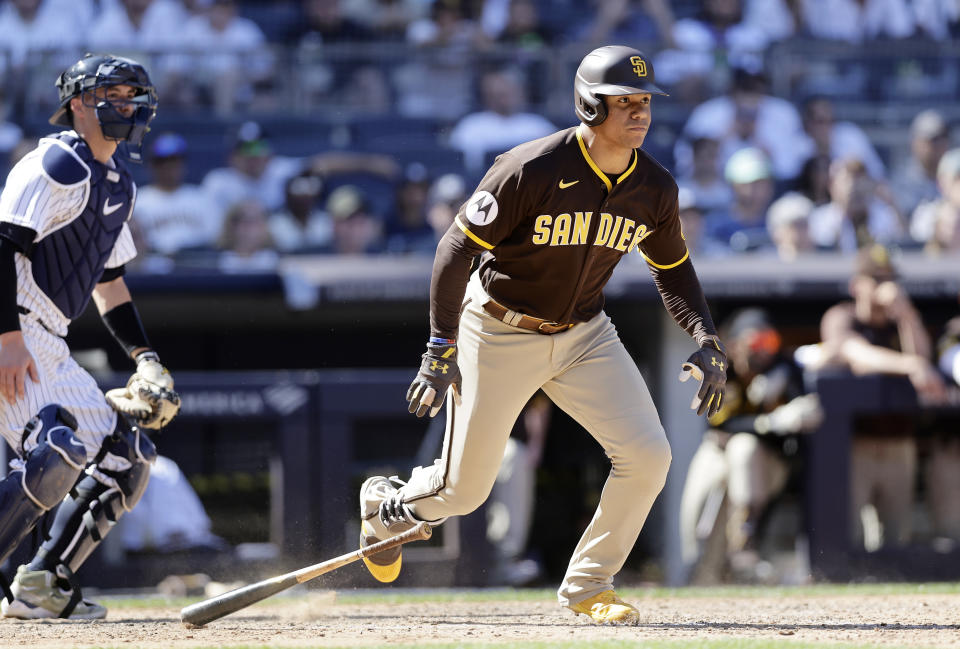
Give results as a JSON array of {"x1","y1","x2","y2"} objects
[{"x1": 430, "y1": 125, "x2": 714, "y2": 341}]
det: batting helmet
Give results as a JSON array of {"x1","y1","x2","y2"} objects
[
  {"x1": 49, "y1": 53, "x2": 158, "y2": 148},
  {"x1": 574, "y1": 45, "x2": 667, "y2": 126}
]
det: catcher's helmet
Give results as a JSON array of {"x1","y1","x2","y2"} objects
[
  {"x1": 49, "y1": 53, "x2": 158, "y2": 148},
  {"x1": 574, "y1": 45, "x2": 667, "y2": 126}
]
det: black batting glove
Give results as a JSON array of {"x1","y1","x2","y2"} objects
[
  {"x1": 406, "y1": 341, "x2": 462, "y2": 418},
  {"x1": 678, "y1": 335, "x2": 727, "y2": 418}
]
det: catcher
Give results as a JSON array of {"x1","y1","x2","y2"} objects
[{"x1": 0, "y1": 53, "x2": 180, "y2": 619}]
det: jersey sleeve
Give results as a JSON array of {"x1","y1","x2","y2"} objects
[
  {"x1": 0, "y1": 145, "x2": 87, "y2": 236},
  {"x1": 450, "y1": 153, "x2": 533, "y2": 253},
  {"x1": 105, "y1": 223, "x2": 137, "y2": 269},
  {"x1": 636, "y1": 181, "x2": 689, "y2": 270}
]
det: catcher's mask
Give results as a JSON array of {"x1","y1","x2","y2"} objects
[
  {"x1": 574, "y1": 45, "x2": 667, "y2": 126},
  {"x1": 49, "y1": 53, "x2": 158, "y2": 161}
]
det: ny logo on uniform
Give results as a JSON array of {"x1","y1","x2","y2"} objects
[
  {"x1": 430, "y1": 361, "x2": 449, "y2": 374},
  {"x1": 711, "y1": 357, "x2": 724, "y2": 370},
  {"x1": 630, "y1": 56, "x2": 647, "y2": 78}
]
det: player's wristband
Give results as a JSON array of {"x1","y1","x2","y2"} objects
[
  {"x1": 429, "y1": 336, "x2": 456, "y2": 344},
  {"x1": 101, "y1": 301, "x2": 152, "y2": 359}
]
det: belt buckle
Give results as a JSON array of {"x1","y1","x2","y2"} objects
[{"x1": 537, "y1": 321, "x2": 564, "y2": 334}]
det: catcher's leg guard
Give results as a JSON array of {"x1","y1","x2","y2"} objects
[
  {"x1": 0, "y1": 406, "x2": 85, "y2": 600},
  {"x1": 27, "y1": 418, "x2": 155, "y2": 582}
]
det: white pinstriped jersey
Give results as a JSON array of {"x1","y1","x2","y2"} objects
[
  {"x1": 0, "y1": 132, "x2": 138, "y2": 470},
  {"x1": 0, "y1": 132, "x2": 137, "y2": 337}
]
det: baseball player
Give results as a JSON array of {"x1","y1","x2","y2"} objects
[
  {"x1": 0, "y1": 53, "x2": 180, "y2": 620},
  {"x1": 358, "y1": 45, "x2": 727, "y2": 625}
]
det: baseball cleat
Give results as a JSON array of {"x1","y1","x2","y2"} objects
[
  {"x1": 359, "y1": 476, "x2": 416, "y2": 583},
  {"x1": 1, "y1": 566, "x2": 106, "y2": 620},
  {"x1": 360, "y1": 519, "x2": 404, "y2": 583},
  {"x1": 567, "y1": 590, "x2": 640, "y2": 625}
]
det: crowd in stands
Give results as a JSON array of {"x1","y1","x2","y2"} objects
[{"x1": 0, "y1": 0, "x2": 958, "y2": 272}]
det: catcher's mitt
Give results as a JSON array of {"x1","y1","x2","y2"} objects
[{"x1": 105, "y1": 353, "x2": 181, "y2": 429}]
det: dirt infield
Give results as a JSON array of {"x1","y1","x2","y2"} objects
[{"x1": 2, "y1": 590, "x2": 960, "y2": 648}]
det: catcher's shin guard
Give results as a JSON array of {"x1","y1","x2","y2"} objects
[
  {"x1": 28, "y1": 418, "x2": 155, "y2": 577},
  {"x1": 0, "y1": 406, "x2": 85, "y2": 600}
]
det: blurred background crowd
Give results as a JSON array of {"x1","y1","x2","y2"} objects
[{"x1": 0, "y1": 0, "x2": 959, "y2": 270}]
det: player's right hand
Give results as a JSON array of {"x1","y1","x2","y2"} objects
[
  {"x1": 406, "y1": 341, "x2": 462, "y2": 418},
  {"x1": 0, "y1": 330, "x2": 39, "y2": 403}
]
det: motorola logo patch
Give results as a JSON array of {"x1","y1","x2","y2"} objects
[{"x1": 465, "y1": 191, "x2": 498, "y2": 226}]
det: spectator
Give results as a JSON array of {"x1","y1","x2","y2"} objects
[
  {"x1": 268, "y1": 171, "x2": 333, "y2": 253},
  {"x1": 808, "y1": 158, "x2": 903, "y2": 252},
  {"x1": 892, "y1": 110, "x2": 951, "y2": 221},
  {"x1": 216, "y1": 200, "x2": 279, "y2": 273},
  {"x1": 792, "y1": 153, "x2": 833, "y2": 207},
  {"x1": 654, "y1": 0, "x2": 777, "y2": 102},
  {"x1": 448, "y1": 67, "x2": 555, "y2": 175},
  {"x1": 674, "y1": 64, "x2": 806, "y2": 182},
  {"x1": 0, "y1": 0, "x2": 80, "y2": 100},
  {"x1": 483, "y1": 0, "x2": 552, "y2": 47},
  {"x1": 342, "y1": 65, "x2": 395, "y2": 117},
  {"x1": 800, "y1": 0, "x2": 915, "y2": 42},
  {"x1": 571, "y1": 0, "x2": 674, "y2": 48},
  {"x1": 677, "y1": 186, "x2": 729, "y2": 259},
  {"x1": 135, "y1": 133, "x2": 222, "y2": 256},
  {"x1": 326, "y1": 185, "x2": 384, "y2": 255},
  {"x1": 86, "y1": 0, "x2": 190, "y2": 105},
  {"x1": 385, "y1": 163, "x2": 435, "y2": 255},
  {"x1": 680, "y1": 307, "x2": 820, "y2": 584},
  {"x1": 0, "y1": 86, "x2": 23, "y2": 179},
  {"x1": 291, "y1": 0, "x2": 375, "y2": 44},
  {"x1": 793, "y1": 96, "x2": 886, "y2": 182},
  {"x1": 394, "y1": 0, "x2": 482, "y2": 120},
  {"x1": 181, "y1": 0, "x2": 274, "y2": 113},
  {"x1": 704, "y1": 147, "x2": 776, "y2": 253},
  {"x1": 202, "y1": 122, "x2": 399, "y2": 217},
  {"x1": 202, "y1": 121, "x2": 303, "y2": 214},
  {"x1": 677, "y1": 136, "x2": 734, "y2": 214},
  {"x1": 87, "y1": 0, "x2": 188, "y2": 53},
  {"x1": 425, "y1": 171, "x2": 467, "y2": 242},
  {"x1": 766, "y1": 192, "x2": 816, "y2": 261},
  {"x1": 819, "y1": 245, "x2": 946, "y2": 549},
  {"x1": 340, "y1": 0, "x2": 428, "y2": 40},
  {"x1": 912, "y1": 148, "x2": 960, "y2": 255},
  {"x1": 912, "y1": 0, "x2": 960, "y2": 40}
]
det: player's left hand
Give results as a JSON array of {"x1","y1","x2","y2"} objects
[
  {"x1": 105, "y1": 352, "x2": 181, "y2": 429},
  {"x1": 679, "y1": 336, "x2": 727, "y2": 418}
]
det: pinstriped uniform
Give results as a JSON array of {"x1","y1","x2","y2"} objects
[
  {"x1": 398, "y1": 125, "x2": 699, "y2": 607},
  {"x1": 0, "y1": 134, "x2": 137, "y2": 473}
]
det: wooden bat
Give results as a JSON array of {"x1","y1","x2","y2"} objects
[{"x1": 180, "y1": 522, "x2": 432, "y2": 627}]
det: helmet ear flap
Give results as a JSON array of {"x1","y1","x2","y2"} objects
[
  {"x1": 587, "y1": 94, "x2": 607, "y2": 126},
  {"x1": 574, "y1": 77, "x2": 607, "y2": 126}
]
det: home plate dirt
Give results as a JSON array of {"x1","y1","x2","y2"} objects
[{"x1": 1, "y1": 591, "x2": 959, "y2": 648}]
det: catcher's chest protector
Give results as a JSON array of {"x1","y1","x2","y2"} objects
[{"x1": 31, "y1": 133, "x2": 133, "y2": 320}]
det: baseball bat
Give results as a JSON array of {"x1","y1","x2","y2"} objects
[{"x1": 180, "y1": 522, "x2": 432, "y2": 627}]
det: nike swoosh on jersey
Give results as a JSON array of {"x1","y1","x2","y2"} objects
[
  {"x1": 103, "y1": 198, "x2": 124, "y2": 215},
  {"x1": 558, "y1": 179, "x2": 580, "y2": 189}
]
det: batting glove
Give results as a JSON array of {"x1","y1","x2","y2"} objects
[
  {"x1": 406, "y1": 341, "x2": 462, "y2": 418},
  {"x1": 105, "y1": 351, "x2": 181, "y2": 429},
  {"x1": 678, "y1": 336, "x2": 727, "y2": 418}
]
